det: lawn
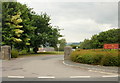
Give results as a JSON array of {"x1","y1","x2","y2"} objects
[{"x1": 18, "y1": 51, "x2": 64, "y2": 58}]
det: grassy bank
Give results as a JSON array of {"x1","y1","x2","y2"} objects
[
  {"x1": 18, "y1": 51, "x2": 64, "y2": 58},
  {"x1": 11, "y1": 48, "x2": 64, "y2": 58},
  {"x1": 70, "y1": 49, "x2": 120, "y2": 66}
]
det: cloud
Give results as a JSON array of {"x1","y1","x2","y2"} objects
[{"x1": 17, "y1": 1, "x2": 118, "y2": 42}]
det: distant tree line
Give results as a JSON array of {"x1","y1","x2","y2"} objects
[
  {"x1": 2, "y1": 2, "x2": 62, "y2": 53},
  {"x1": 80, "y1": 28, "x2": 120, "y2": 49}
]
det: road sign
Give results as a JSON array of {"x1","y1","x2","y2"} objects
[{"x1": 57, "y1": 44, "x2": 60, "y2": 48}]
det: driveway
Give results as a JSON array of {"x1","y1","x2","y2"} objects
[{"x1": 2, "y1": 55, "x2": 119, "y2": 81}]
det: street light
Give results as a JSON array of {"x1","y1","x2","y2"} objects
[{"x1": 57, "y1": 44, "x2": 60, "y2": 54}]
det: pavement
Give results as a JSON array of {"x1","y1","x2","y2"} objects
[
  {"x1": 63, "y1": 59, "x2": 119, "y2": 73},
  {"x1": 1, "y1": 55, "x2": 120, "y2": 81}
]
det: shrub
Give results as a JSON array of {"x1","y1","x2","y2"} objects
[
  {"x1": 92, "y1": 54, "x2": 104, "y2": 65},
  {"x1": 11, "y1": 49, "x2": 19, "y2": 58},
  {"x1": 70, "y1": 49, "x2": 119, "y2": 66},
  {"x1": 101, "y1": 55, "x2": 119, "y2": 66},
  {"x1": 19, "y1": 49, "x2": 27, "y2": 55}
]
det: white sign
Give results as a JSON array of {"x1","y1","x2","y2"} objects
[{"x1": 57, "y1": 44, "x2": 60, "y2": 48}]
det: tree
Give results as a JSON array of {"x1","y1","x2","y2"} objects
[
  {"x1": 58, "y1": 38, "x2": 66, "y2": 51},
  {"x1": 30, "y1": 14, "x2": 62, "y2": 53},
  {"x1": 80, "y1": 28, "x2": 120, "y2": 49},
  {"x1": 2, "y1": 12, "x2": 24, "y2": 49},
  {"x1": 2, "y1": 2, "x2": 36, "y2": 50},
  {"x1": 80, "y1": 39, "x2": 92, "y2": 49},
  {"x1": 2, "y1": 2, "x2": 62, "y2": 53}
]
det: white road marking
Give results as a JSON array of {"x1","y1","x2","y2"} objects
[
  {"x1": 8, "y1": 76, "x2": 24, "y2": 78},
  {"x1": 102, "y1": 75, "x2": 118, "y2": 77},
  {"x1": 38, "y1": 76, "x2": 55, "y2": 78},
  {"x1": 63, "y1": 61, "x2": 75, "y2": 67},
  {"x1": 99, "y1": 72, "x2": 115, "y2": 75},
  {"x1": 88, "y1": 70, "x2": 97, "y2": 72},
  {"x1": 88, "y1": 70, "x2": 115, "y2": 75},
  {"x1": 70, "y1": 76, "x2": 91, "y2": 78}
]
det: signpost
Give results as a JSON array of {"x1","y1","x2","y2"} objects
[
  {"x1": 57, "y1": 44, "x2": 60, "y2": 54},
  {"x1": 76, "y1": 47, "x2": 78, "y2": 49}
]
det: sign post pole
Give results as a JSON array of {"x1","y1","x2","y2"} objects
[{"x1": 57, "y1": 44, "x2": 60, "y2": 54}]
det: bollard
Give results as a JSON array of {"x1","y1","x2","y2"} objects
[{"x1": 64, "y1": 46, "x2": 72, "y2": 60}]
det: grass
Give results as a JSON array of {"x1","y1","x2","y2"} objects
[{"x1": 18, "y1": 51, "x2": 64, "y2": 58}]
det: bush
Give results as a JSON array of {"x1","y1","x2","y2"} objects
[
  {"x1": 101, "y1": 55, "x2": 119, "y2": 66},
  {"x1": 70, "y1": 49, "x2": 119, "y2": 66},
  {"x1": 11, "y1": 49, "x2": 19, "y2": 58},
  {"x1": 19, "y1": 49, "x2": 27, "y2": 55},
  {"x1": 91, "y1": 54, "x2": 104, "y2": 65}
]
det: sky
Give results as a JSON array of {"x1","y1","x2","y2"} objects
[{"x1": 17, "y1": 0, "x2": 118, "y2": 43}]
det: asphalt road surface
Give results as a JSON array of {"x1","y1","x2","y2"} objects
[{"x1": 2, "y1": 55, "x2": 119, "y2": 81}]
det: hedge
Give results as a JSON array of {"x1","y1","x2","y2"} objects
[{"x1": 70, "y1": 49, "x2": 119, "y2": 66}]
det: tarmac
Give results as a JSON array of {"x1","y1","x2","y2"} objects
[{"x1": 63, "y1": 59, "x2": 119, "y2": 74}]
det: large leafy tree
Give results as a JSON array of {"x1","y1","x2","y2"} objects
[
  {"x1": 2, "y1": 2, "x2": 36, "y2": 50},
  {"x1": 30, "y1": 14, "x2": 62, "y2": 53},
  {"x1": 2, "y1": 2, "x2": 62, "y2": 53},
  {"x1": 2, "y1": 12, "x2": 24, "y2": 48},
  {"x1": 80, "y1": 28, "x2": 120, "y2": 49}
]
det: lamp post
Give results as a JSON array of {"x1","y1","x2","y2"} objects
[{"x1": 57, "y1": 44, "x2": 60, "y2": 54}]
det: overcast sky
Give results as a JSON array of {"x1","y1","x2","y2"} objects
[{"x1": 17, "y1": 0, "x2": 118, "y2": 43}]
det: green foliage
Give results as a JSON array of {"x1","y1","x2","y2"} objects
[
  {"x1": 79, "y1": 39, "x2": 92, "y2": 49},
  {"x1": 101, "y1": 55, "x2": 119, "y2": 66},
  {"x1": 57, "y1": 39, "x2": 66, "y2": 51},
  {"x1": 80, "y1": 29, "x2": 120, "y2": 49},
  {"x1": 70, "y1": 45, "x2": 78, "y2": 49},
  {"x1": 19, "y1": 49, "x2": 28, "y2": 55},
  {"x1": 11, "y1": 49, "x2": 19, "y2": 58},
  {"x1": 2, "y1": 2, "x2": 33, "y2": 50},
  {"x1": 2, "y1": 2, "x2": 62, "y2": 53},
  {"x1": 70, "y1": 50, "x2": 119, "y2": 66},
  {"x1": 30, "y1": 14, "x2": 62, "y2": 53}
]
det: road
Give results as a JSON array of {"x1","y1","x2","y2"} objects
[{"x1": 2, "y1": 55, "x2": 119, "y2": 81}]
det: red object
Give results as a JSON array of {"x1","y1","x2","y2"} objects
[{"x1": 104, "y1": 44, "x2": 120, "y2": 49}]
